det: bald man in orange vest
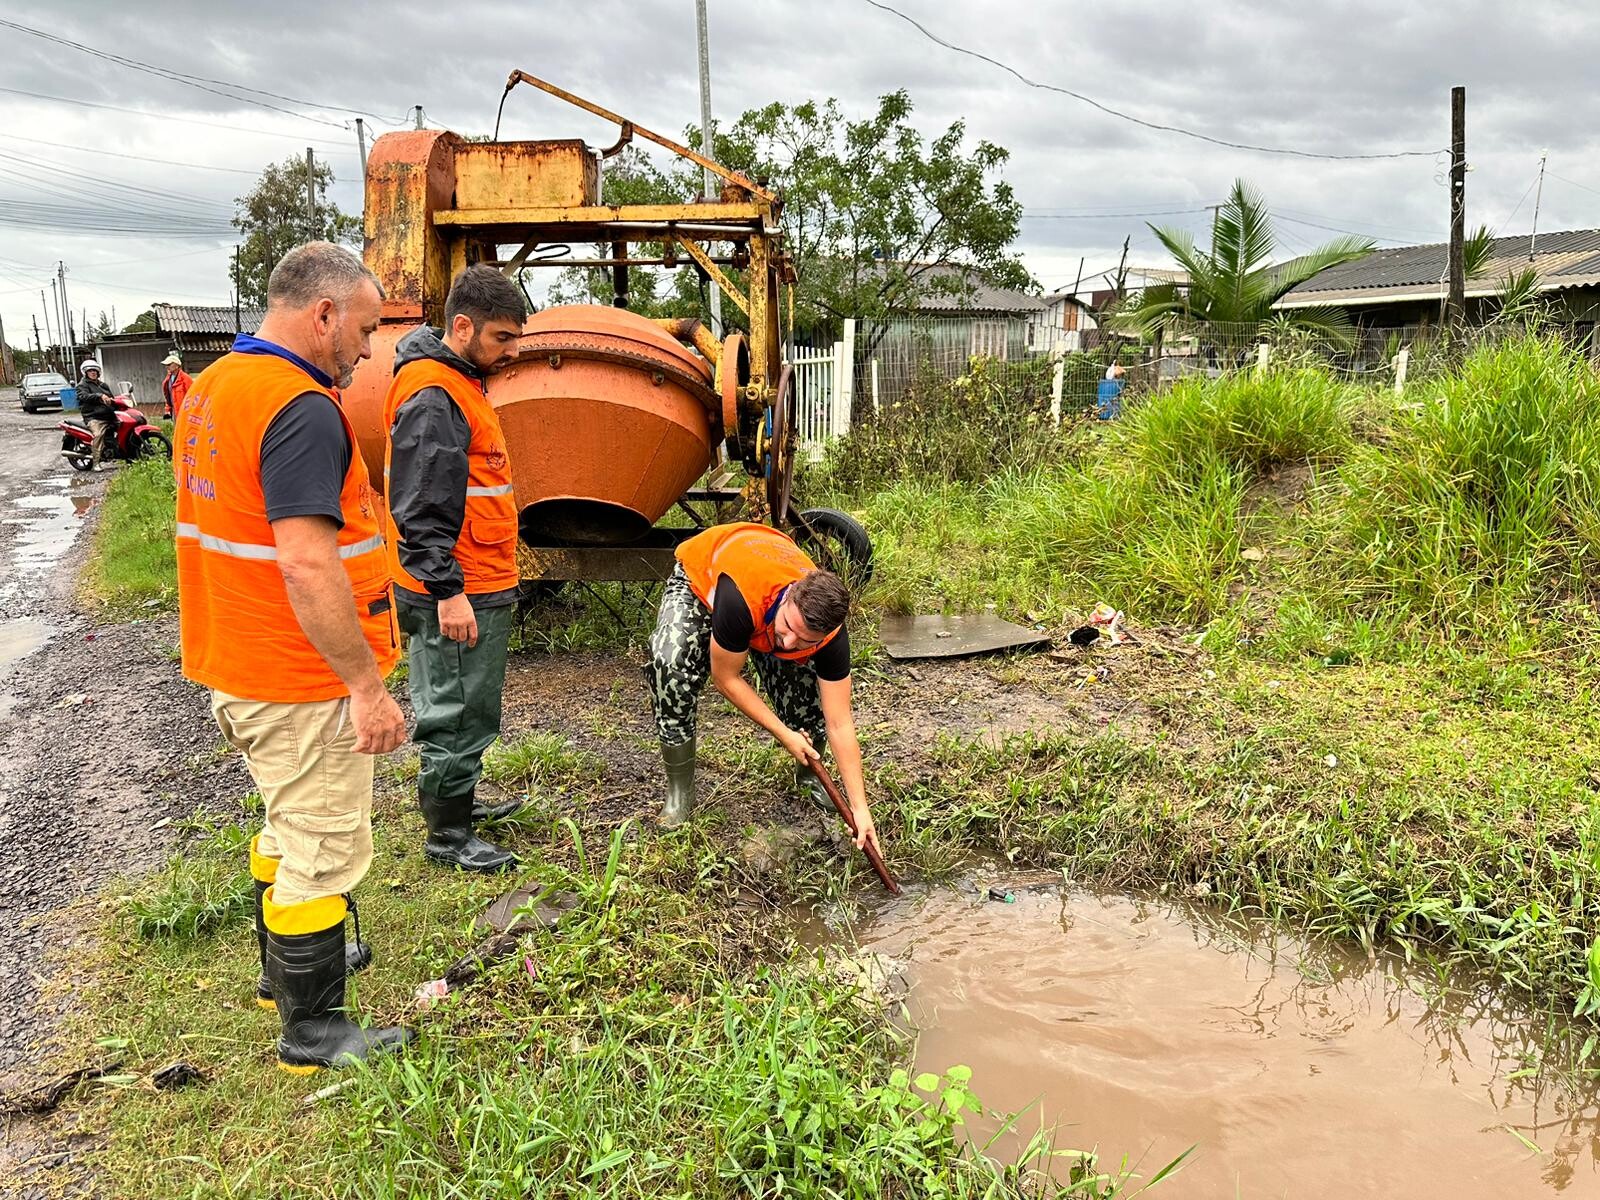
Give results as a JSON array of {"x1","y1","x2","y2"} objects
[
  {"x1": 176, "y1": 241, "x2": 411, "y2": 1073},
  {"x1": 646, "y1": 522, "x2": 880, "y2": 856}
]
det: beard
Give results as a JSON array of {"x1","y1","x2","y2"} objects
[
  {"x1": 466, "y1": 330, "x2": 515, "y2": 374},
  {"x1": 330, "y1": 329, "x2": 360, "y2": 389}
]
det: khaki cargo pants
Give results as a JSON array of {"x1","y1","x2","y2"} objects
[{"x1": 212, "y1": 691, "x2": 374, "y2": 906}]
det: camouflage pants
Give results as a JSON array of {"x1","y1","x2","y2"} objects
[{"x1": 647, "y1": 565, "x2": 825, "y2": 749}]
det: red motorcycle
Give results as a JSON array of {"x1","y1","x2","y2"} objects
[{"x1": 60, "y1": 389, "x2": 171, "y2": 471}]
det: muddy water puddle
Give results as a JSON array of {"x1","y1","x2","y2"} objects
[
  {"x1": 0, "y1": 475, "x2": 91, "y2": 610},
  {"x1": 812, "y1": 880, "x2": 1600, "y2": 1197}
]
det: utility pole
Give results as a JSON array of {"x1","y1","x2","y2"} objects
[
  {"x1": 40, "y1": 289, "x2": 54, "y2": 370},
  {"x1": 58, "y1": 262, "x2": 76, "y2": 367},
  {"x1": 52, "y1": 272, "x2": 69, "y2": 368},
  {"x1": 1446, "y1": 85, "x2": 1466, "y2": 325},
  {"x1": 695, "y1": 0, "x2": 722, "y2": 338},
  {"x1": 412, "y1": 105, "x2": 424, "y2": 130},
  {"x1": 306, "y1": 147, "x2": 317, "y2": 236},
  {"x1": 355, "y1": 117, "x2": 369, "y2": 184}
]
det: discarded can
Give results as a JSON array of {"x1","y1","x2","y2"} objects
[{"x1": 986, "y1": 887, "x2": 1015, "y2": 903}]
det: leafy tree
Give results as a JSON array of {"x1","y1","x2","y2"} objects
[
  {"x1": 1115, "y1": 179, "x2": 1374, "y2": 346},
  {"x1": 122, "y1": 309, "x2": 158, "y2": 334},
  {"x1": 89, "y1": 310, "x2": 113, "y2": 340},
  {"x1": 232, "y1": 154, "x2": 360, "y2": 306},
  {"x1": 547, "y1": 91, "x2": 1030, "y2": 346}
]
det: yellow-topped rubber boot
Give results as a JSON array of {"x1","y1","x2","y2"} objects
[
  {"x1": 250, "y1": 837, "x2": 371, "y2": 1010},
  {"x1": 261, "y1": 887, "x2": 412, "y2": 1074}
]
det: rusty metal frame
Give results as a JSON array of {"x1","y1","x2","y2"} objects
[
  {"x1": 673, "y1": 237, "x2": 749, "y2": 318},
  {"x1": 433, "y1": 203, "x2": 766, "y2": 230},
  {"x1": 500, "y1": 70, "x2": 778, "y2": 205}
]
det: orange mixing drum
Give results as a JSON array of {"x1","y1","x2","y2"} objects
[{"x1": 343, "y1": 304, "x2": 720, "y2": 546}]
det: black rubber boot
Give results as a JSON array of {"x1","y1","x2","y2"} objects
[
  {"x1": 264, "y1": 900, "x2": 412, "y2": 1074},
  {"x1": 659, "y1": 738, "x2": 696, "y2": 828},
  {"x1": 470, "y1": 790, "x2": 526, "y2": 823},
  {"x1": 795, "y1": 765, "x2": 834, "y2": 814},
  {"x1": 421, "y1": 790, "x2": 517, "y2": 872},
  {"x1": 253, "y1": 880, "x2": 373, "y2": 1008},
  {"x1": 794, "y1": 734, "x2": 832, "y2": 814}
]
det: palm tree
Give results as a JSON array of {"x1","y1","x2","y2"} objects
[{"x1": 1114, "y1": 179, "x2": 1374, "y2": 347}]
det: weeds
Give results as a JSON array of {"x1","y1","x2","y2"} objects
[
  {"x1": 80, "y1": 810, "x2": 1158, "y2": 1197},
  {"x1": 82, "y1": 457, "x2": 176, "y2": 611}
]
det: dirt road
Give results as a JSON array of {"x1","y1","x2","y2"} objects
[{"x1": 0, "y1": 391, "x2": 242, "y2": 1099}]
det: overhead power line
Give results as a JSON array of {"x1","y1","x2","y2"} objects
[
  {"x1": 0, "y1": 18, "x2": 410, "y2": 129},
  {"x1": 1023, "y1": 208, "x2": 1208, "y2": 220},
  {"x1": 860, "y1": 0, "x2": 1444, "y2": 161},
  {"x1": 0, "y1": 85, "x2": 355, "y2": 148},
  {"x1": 0, "y1": 131, "x2": 263, "y2": 175}
]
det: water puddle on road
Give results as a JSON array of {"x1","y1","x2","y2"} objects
[
  {"x1": 808, "y1": 879, "x2": 1600, "y2": 1197},
  {"x1": 0, "y1": 617, "x2": 54, "y2": 719},
  {"x1": 2, "y1": 475, "x2": 89, "y2": 585}
]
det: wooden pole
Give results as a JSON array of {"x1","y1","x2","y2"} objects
[
  {"x1": 1446, "y1": 86, "x2": 1466, "y2": 324},
  {"x1": 807, "y1": 760, "x2": 899, "y2": 894}
]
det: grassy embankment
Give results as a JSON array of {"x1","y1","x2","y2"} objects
[
  {"x1": 58, "y1": 332, "x2": 1600, "y2": 1194},
  {"x1": 812, "y1": 332, "x2": 1600, "y2": 1016}
]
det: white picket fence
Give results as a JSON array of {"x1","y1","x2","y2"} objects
[{"x1": 786, "y1": 318, "x2": 855, "y2": 456}]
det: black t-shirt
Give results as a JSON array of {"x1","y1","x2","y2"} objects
[
  {"x1": 710, "y1": 573, "x2": 851, "y2": 681},
  {"x1": 260, "y1": 393, "x2": 351, "y2": 526}
]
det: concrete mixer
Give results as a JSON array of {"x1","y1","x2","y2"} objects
[{"x1": 341, "y1": 72, "x2": 870, "y2": 585}]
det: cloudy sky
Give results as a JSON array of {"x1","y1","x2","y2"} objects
[{"x1": 3, "y1": 0, "x2": 1597, "y2": 352}]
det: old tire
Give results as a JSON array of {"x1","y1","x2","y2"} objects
[{"x1": 793, "y1": 507, "x2": 873, "y2": 588}]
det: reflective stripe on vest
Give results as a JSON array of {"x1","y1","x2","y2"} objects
[
  {"x1": 175, "y1": 523, "x2": 384, "y2": 561},
  {"x1": 382, "y1": 352, "x2": 520, "y2": 596}
]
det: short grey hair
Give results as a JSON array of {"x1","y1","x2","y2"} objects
[{"x1": 266, "y1": 241, "x2": 385, "y2": 310}]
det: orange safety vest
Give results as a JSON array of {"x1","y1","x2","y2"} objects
[
  {"x1": 382, "y1": 357, "x2": 520, "y2": 596},
  {"x1": 676, "y1": 523, "x2": 839, "y2": 662},
  {"x1": 175, "y1": 351, "x2": 398, "y2": 703}
]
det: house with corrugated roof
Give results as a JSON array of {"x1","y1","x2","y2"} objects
[
  {"x1": 1273, "y1": 228, "x2": 1600, "y2": 336},
  {"x1": 93, "y1": 302, "x2": 264, "y2": 407}
]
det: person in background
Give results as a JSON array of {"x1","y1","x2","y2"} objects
[
  {"x1": 161, "y1": 351, "x2": 193, "y2": 420},
  {"x1": 75, "y1": 359, "x2": 118, "y2": 470},
  {"x1": 1096, "y1": 362, "x2": 1126, "y2": 421}
]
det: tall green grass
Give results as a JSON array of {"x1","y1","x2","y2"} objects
[
  {"x1": 835, "y1": 366, "x2": 1362, "y2": 623},
  {"x1": 1312, "y1": 334, "x2": 1600, "y2": 636},
  {"x1": 83, "y1": 457, "x2": 176, "y2": 611}
]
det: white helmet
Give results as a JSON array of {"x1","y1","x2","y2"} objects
[{"x1": 80, "y1": 359, "x2": 102, "y2": 374}]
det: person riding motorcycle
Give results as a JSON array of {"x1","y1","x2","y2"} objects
[{"x1": 76, "y1": 359, "x2": 119, "y2": 471}]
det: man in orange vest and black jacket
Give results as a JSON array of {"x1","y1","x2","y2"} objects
[
  {"x1": 647, "y1": 522, "x2": 881, "y2": 857},
  {"x1": 176, "y1": 242, "x2": 411, "y2": 1073},
  {"x1": 384, "y1": 265, "x2": 527, "y2": 872}
]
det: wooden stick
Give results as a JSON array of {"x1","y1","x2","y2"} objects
[{"x1": 808, "y1": 760, "x2": 901, "y2": 895}]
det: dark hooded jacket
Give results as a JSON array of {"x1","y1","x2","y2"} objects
[{"x1": 387, "y1": 326, "x2": 519, "y2": 610}]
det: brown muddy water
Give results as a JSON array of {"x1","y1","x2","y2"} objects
[{"x1": 808, "y1": 878, "x2": 1600, "y2": 1197}]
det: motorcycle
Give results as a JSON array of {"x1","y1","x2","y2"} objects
[{"x1": 60, "y1": 385, "x2": 171, "y2": 471}]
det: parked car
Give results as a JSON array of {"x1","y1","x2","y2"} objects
[{"x1": 19, "y1": 371, "x2": 70, "y2": 413}]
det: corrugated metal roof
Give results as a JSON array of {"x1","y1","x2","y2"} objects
[
  {"x1": 153, "y1": 302, "x2": 265, "y2": 335},
  {"x1": 1276, "y1": 228, "x2": 1600, "y2": 309}
]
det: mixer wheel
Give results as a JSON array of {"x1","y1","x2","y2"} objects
[{"x1": 764, "y1": 364, "x2": 798, "y2": 525}]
